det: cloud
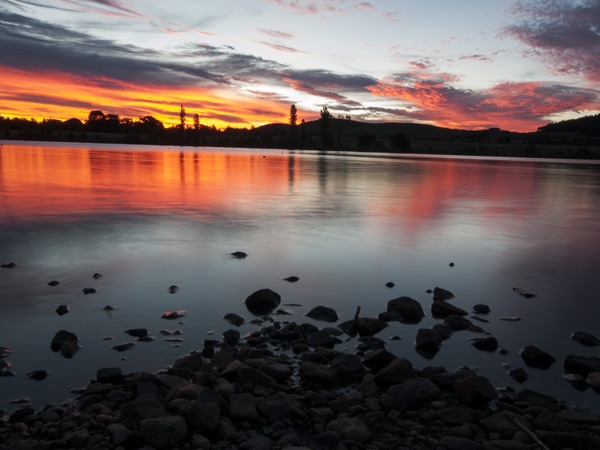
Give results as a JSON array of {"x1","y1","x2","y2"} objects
[
  {"x1": 257, "y1": 28, "x2": 295, "y2": 39},
  {"x1": 368, "y1": 70, "x2": 600, "y2": 131},
  {"x1": 265, "y1": 0, "x2": 397, "y2": 20},
  {"x1": 504, "y1": 0, "x2": 600, "y2": 82},
  {"x1": 260, "y1": 41, "x2": 306, "y2": 54}
]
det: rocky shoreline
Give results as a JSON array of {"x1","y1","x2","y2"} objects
[{"x1": 2, "y1": 288, "x2": 600, "y2": 450}]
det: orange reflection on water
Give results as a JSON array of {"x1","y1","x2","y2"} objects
[{"x1": 0, "y1": 144, "x2": 295, "y2": 221}]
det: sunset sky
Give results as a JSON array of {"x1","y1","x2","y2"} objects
[{"x1": 1, "y1": 0, "x2": 599, "y2": 131}]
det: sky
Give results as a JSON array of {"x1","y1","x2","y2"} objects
[{"x1": 1, "y1": 0, "x2": 599, "y2": 132}]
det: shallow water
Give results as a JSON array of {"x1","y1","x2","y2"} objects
[{"x1": 1, "y1": 141, "x2": 600, "y2": 413}]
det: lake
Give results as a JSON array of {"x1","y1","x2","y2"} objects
[{"x1": 1, "y1": 141, "x2": 600, "y2": 414}]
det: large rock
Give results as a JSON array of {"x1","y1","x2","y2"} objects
[
  {"x1": 244, "y1": 288, "x2": 281, "y2": 315},
  {"x1": 299, "y1": 361, "x2": 337, "y2": 384},
  {"x1": 50, "y1": 329, "x2": 80, "y2": 358},
  {"x1": 331, "y1": 353, "x2": 366, "y2": 383},
  {"x1": 384, "y1": 377, "x2": 441, "y2": 412},
  {"x1": 520, "y1": 345, "x2": 555, "y2": 369},
  {"x1": 433, "y1": 286, "x2": 455, "y2": 301},
  {"x1": 571, "y1": 331, "x2": 600, "y2": 346},
  {"x1": 139, "y1": 416, "x2": 187, "y2": 449},
  {"x1": 415, "y1": 328, "x2": 442, "y2": 355},
  {"x1": 258, "y1": 361, "x2": 293, "y2": 381},
  {"x1": 386, "y1": 296, "x2": 425, "y2": 323},
  {"x1": 374, "y1": 357, "x2": 414, "y2": 386},
  {"x1": 453, "y1": 374, "x2": 497, "y2": 408},
  {"x1": 257, "y1": 391, "x2": 304, "y2": 423},
  {"x1": 229, "y1": 393, "x2": 259, "y2": 423}
]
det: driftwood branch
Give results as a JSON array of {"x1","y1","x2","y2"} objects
[{"x1": 508, "y1": 413, "x2": 550, "y2": 450}]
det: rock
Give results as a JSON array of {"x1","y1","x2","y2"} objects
[
  {"x1": 258, "y1": 360, "x2": 293, "y2": 381},
  {"x1": 48, "y1": 280, "x2": 60, "y2": 286},
  {"x1": 470, "y1": 336, "x2": 498, "y2": 351},
  {"x1": 514, "y1": 389, "x2": 560, "y2": 411},
  {"x1": 173, "y1": 351, "x2": 205, "y2": 372},
  {"x1": 433, "y1": 286, "x2": 455, "y2": 301},
  {"x1": 96, "y1": 367, "x2": 123, "y2": 383},
  {"x1": 237, "y1": 364, "x2": 277, "y2": 387},
  {"x1": 438, "y1": 436, "x2": 483, "y2": 450},
  {"x1": 223, "y1": 329, "x2": 241, "y2": 347},
  {"x1": 535, "y1": 431, "x2": 600, "y2": 450},
  {"x1": 563, "y1": 354, "x2": 600, "y2": 376},
  {"x1": 387, "y1": 296, "x2": 425, "y2": 323},
  {"x1": 26, "y1": 370, "x2": 49, "y2": 381},
  {"x1": 124, "y1": 394, "x2": 167, "y2": 419},
  {"x1": 257, "y1": 391, "x2": 304, "y2": 423},
  {"x1": 331, "y1": 353, "x2": 367, "y2": 383},
  {"x1": 139, "y1": 415, "x2": 187, "y2": 449},
  {"x1": 229, "y1": 393, "x2": 259, "y2": 423},
  {"x1": 55, "y1": 304, "x2": 69, "y2": 316},
  {"x1": 223, "y1": 313, "x2": 245, "y2": 326},
  {"x1": 570, "y1": 331, "x2": 600, "y2": 346},
  {"x1": 378, "y1": 310, "x2": 404, "y2": 322},
  {"x1": 124, "y1": 328, "x2": 148, "y2": 338},
  {"x1": 93, "y1": 272, "x2": 102, "y2": 279},
  {"x1": 305, "y1": 305, "x2": 339, "y2": 322},
  {"x1": 512, "y1": 287, "x2": 535, "y2": 298},
  {"x1": 326, "y1": 417, "x2": 370, "y2": 443},
  {"x1": 112, "y1": 342, "x2": 135, "y2": 352},
  {"x1": 444, "y1": 315, "x2": 475, "y2": 331},
  {"x1": 374, "y1": 357, "x2": 414, "y2": 386},
  {"x1": 161, "y1": 310, "x2": 187, "y2": 319},
  {"x1": 472, "y1": 304, "x2": 491, "y2": 314},
  {"x1": 306, "y1": 330, "x2": 342, "y2": 348},
  {"x1": 519, "y1": 345, "x2": 555, "y2": 369},
  {"x1": 453, "y1": 374, "x2": 498, "y2": 408},
  {"x1": 356, "y1": 317, "x2": 389, "y2": 336},
  {"x1": 245, "y1": 288, "x2": 281, "y2": 315},
  {"x1": 283, "y1": 276, "x2": 299, "y2": 282},
  {"x1": 82, "y1": 287, "x2": 97, "y2": 294},
  {"x1": 415, "y1": 328, "x2": 442, "y2": 355},
  {"x1": 509, "y1": 368, "x2": 528, "y2": 383},
  {"x1": 384, "y1": 377, "x2": 441, "y2": 412},
  {"x1": 385, "y1": 281, "x2": 395, "y2": 288},
  {"x1": 50, "y1": 329, "x2": 78, "y2": 352},
  {"x1": 168, "y1": 284, "x2": 179, "y2": 294},
  {"x1": 431, "y1": 300, "x2": 468, "y2": 318},
  {"x1": 363, "y1": 347, "x2": 397, "y2": 372},
  {"x1": 1, "y1": 262, "x2": 17, "y2": 268},
  {"x1": 299, "y1": 361, "x2": 337, "y2": 384},
  {"x1": 230, "y1": 251, "x2": 248, "y2": 259}
]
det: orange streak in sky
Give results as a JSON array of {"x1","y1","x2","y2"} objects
[{"x1": 0, "y1": 66, "x2": 288, "y2": 129}]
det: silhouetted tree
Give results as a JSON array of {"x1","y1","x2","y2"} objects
[
  {"x1": 289, "y1": 104, "x2": 298, "y2": 148},
  {"x1": 300, "y1": 119, "x2": 307, "y2": 148},
  {"x1": 357, "y1": 132, "x2": 376, "y2": 148},
  {"x1": 319, "y1": 106, "x2": 332, "y2": 148},
  {"x1": 390, "y1": 132, "x2": 411, "y2": 151},
  {"x1": 86, "y1": 110, "x2": 105, "y2": 131},
  {"x1": 193, "y1": 113, "x2": 200, "y2": 145}
]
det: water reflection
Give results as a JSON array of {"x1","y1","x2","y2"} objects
[{"x1": 1, "y1": 142, "x2": 600, "y2": 413}]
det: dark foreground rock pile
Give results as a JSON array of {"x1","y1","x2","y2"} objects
[{"x1": 2, "y1": 318, "x2": 600, "y2": 450}]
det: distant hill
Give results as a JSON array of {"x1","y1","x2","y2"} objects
[{"x1": 538, "y1": 113, "x2": 600, "y2": 135}]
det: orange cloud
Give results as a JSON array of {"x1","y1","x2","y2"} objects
[{"x1": 0, "y1": 66, "x2": 288, "y2": 129}]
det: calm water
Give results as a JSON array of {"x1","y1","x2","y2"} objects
[{"x1": 1, "y1": 141, "x2": 600, "y2": 414}]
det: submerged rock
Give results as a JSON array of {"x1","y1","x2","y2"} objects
[
  {"x1": 124, "y1": 328, "x2": 148, "y2": 338},
  {"x1": 570, "y1": 331, "x2": 600, "y2": 347},
  {"x1": 513, "y1": 287, "x2": 536, "y2": 298},
  {"x1": 112, "y1": 342, "x2": 135, "y2": 352},
  {"x1": 223, "y1": 313, "x2": 245, "y2": 327}
]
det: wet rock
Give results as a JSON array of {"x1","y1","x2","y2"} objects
[
  {"x1": 168, "y1": 284, "x2": 179, "y2": 294},
  {"x1": 356, "y1": 317, "x2": 389, "y2": 336},
  {"x1": 222, "y1": 329, "x2": 240, "y2": 347},
  {"x1": 563, "y1": 354, "x2": 600, "y2": 376},
  {"x1": 570, "y1": 331, "x2": 600, "y2": 347},
  {"x1": 82, "y1": 287, "x2": 97, "y2": 294},
  {"x1": 230, "y1": 251, "x2": 248, "y2": 259},
  {"x1": 444, "y1": 315, "x2": 475, "y2": 331},
  {"x1": 139, "y1": 415, "x2": 187, "y2": 449},
  {"x1": 519, "y1": 345, "x2": 555, "y2": 369},
  {"x1": 385, "y1": 281, "x2": 395, "y2": 288},
  {"x1": 55, "y1": 304, "x2": 69, "y2": 316},
  {"x1": 161, "y1": 310, "x2": 187, "y2": 319},
  {"x1": 173, "y1": 351, "x2": 205, "y2": 372},
  {"x1": 470, "y1": 336, "x2": 498, "y2": 351},
  {"x1": 563, "y1": 373, "x2": 588, "y2": 391},
  {"x1": 472, "y1": 304, "x2": 491, "y2": 314},
  {"x1": 112, "y1": 342, "x2": 135, "y2": 352},
  {"x1": 512, "y1": 287, "x2": 535, "y2": 298},
  {"x1": 305, "y1": 305, "x2": 339, "y2": 322},
  {"x1": 50, "y1": 329, "x2": 78, "y2": 353},
  {"x1": 415, "y1": 328, "x2": 442, "y2": 354},
  {"x1": 431, "y1": 301, "x2": 468, "y2": 318},
  {"x1": 223, "y1": 313, "x2": 245, "y2": 326},
  {"x1": 433, "y1": 286, "x2": 455, "y2": 301},
  {"x1": 125, "y1": 328, "x2": 148, "y2": 338},
  {"x1": 26, "y1": 370, "x2": 49, "y2": 381},
  {"x1": 378, "y1": 310, "x2": 404, "y2": 322},
  {"x1": 387, "y1": 296, "x2": 425, "y2": 323},
  {"x1": 245, "y1": 288, "x2": 281, "y2": 315},
  {"x1": 283, "y1": 275, "x2": 299, "y2": 282},
  {"x1": 96, "y1": 367, "x2": 123, "y2": 383},
  {"x1": 453, "y1": 374, "x2": 498, "y2": 408},
  {"x1": 509, "y1": 368, "x2": 528, "y2": 383},
  {"x1": 48, "y1": 280, "x2": 60, "y2": 286},
  {"x1": 374, "y1": 357, "x2": 414, "y2": 386}
]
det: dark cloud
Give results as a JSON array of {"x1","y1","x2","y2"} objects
[{"x1": 504, "y1": 0, "x2": 600, "y2": 82}]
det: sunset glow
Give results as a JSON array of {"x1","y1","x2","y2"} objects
[{"x1": 1, "y1": 0, "x2": 599, "y2": 131}]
